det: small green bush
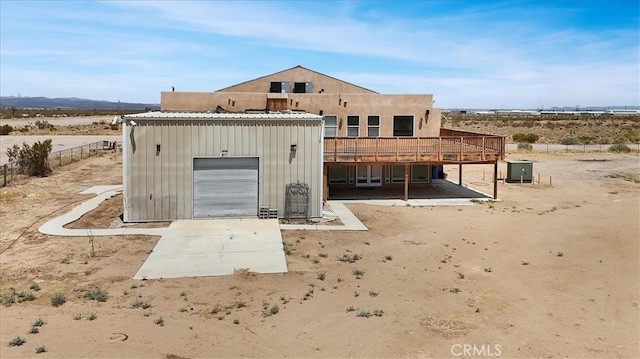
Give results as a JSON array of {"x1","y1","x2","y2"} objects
[
  {"x1": 512, "y1": 133, "x2": 539, "y2": 143},
  {"x1": 84, "y1": 288, "x2": 108, "y2": 302},
  {"x1": 560, "y1": 137, "x2": 580, "y2": 145},
  {"x1": 29, "y1": 283, "x2": 41, "y2": 291},
  {"x1": 9, "y1": 336, "x2": 26, "y2": 346},
  {"x1": 0, "y1": 124, "x2": 14, "y2": 135},
  {"x1": 517, "y1": 143, "x2": 533, "y2": 151},
  {"x1": 608, "y1": 143, "x2": 631, "y2": 153},
  {"x1": 50, "y1": 293, "x2": 66, "y2": 307},
  {"x1": 131, "y1": 298, "x2": 151, "y2": 309},
  {"x1": 154, "y1": 316, "x2": 164, "y2": 326}
]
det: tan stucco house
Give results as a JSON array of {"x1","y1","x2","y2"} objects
[{"x1": 160, "y1": 65, "x2": 504, "y2": 206}]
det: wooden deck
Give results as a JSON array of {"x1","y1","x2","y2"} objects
[{"x1": 323, "y1": 129, "x2": 505, "y2": 164}]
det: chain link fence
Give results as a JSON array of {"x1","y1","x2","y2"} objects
[{"x1": 1, "y1": 140, "x2": 117, "y2": 187}]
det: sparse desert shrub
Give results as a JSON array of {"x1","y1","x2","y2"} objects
[
  {"x1": 317, "y1": 272, "x2": 326, "y2": 281},
  {"x1": 0, "y1": 124, "x2": 14, "y2": 135},
  {"x1": 484, "y1": 267, "x2": 493, "y2": 273},
  {"x1": 235, "y1": 300, "x2": 246, "y2": 308},
  {"x1": 356, "y1": 311, "x2": 372, "y2": 318},
  {"x1": 1, "y1": 289, "x2": 16, "y2": 307},
  {"x1": 517, "y1": 143, "x2": 533, "y2": 151},
  {"x1": 29, "y1": 283, "x2": 41, "y2": 291},
  {"x1": 352, "y1": 269, "x2": 365, "y2": 278},
  {"x1": 383, "y1": 255, "x2": 393, "y2": 262},
  {"x1": 346, "y1": 306, "x2": 357, "y2": 312},
  {"x1": 338, "y1": 253, "x2": 362, "y2": 263},
  {"x1": 512, "y1": 133, "x2": 539, "y2": 143},
  {"x1": 233, "y1": 319, "x2": 240, "y2": 325},
  {"x1": 16, "y1": 291, "x2": 36, "y2": 303},
  {"x1": 154, "y1": 316, "x2": 164, "y2": 326},
  {"x1": 368, "y1": 290, "x2": 379, "y2": 297},
  {"x1": 50, "y1": 293, "x2": 66, "y2": 307},
  {"x1": 8, "y1": 336, "x2": 26, "y2": 346},
  {"x1": 35, "y1": 345, "x2": 47, "y2": 354},
  {"x1": 32, "y1": 318, "x2": 46, "y2": 327},
  {"x1": 449, "y1": 287, "x2": 461, "y2": 294},
  {"x1": 373, "y1": 309, "x2": 384, "y2": 317},
  {"x1": 318, "y1": 253, "x2": 328, "y2": 258},
  {"x1": 84, "y1": 288, "x2": 108, "y2": 302},
  {"x1": 29, "y1": 327, "x2": 39, "y2": 334},
  {"x1": 86, "y1": 312, "x2": 98, "y2": 321},
  {"x1": 609, "y1": 143, "x2": 631, "y2": 153},
  {"x1": 262, "y1": 305, "x2": 279, "y2": 317},
  {"x1": 560, "y1": 137, "x2": 580, "y2": 145},
  {"x1": 35, "y1": 120, "x2": 54, "y2": 130},
  {"x1": 6, "y1": 139, "x2": 53, "y2": 177},
  {"x1": 131, "y1": 298, "x2": 151, "y2": 309}
]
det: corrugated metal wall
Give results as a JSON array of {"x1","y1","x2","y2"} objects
[{"x1": 123, "y1": 118, "x2": 322, "y2": 221}]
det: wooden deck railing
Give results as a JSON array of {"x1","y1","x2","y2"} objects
[{"x1": 324, "y1": 132, "x2": 505, "y2": 163}]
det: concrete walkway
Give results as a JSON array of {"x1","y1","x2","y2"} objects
[
  {"x1": 38, "y1": 185, "x2": 167, "y2": 237},
  {"x1": 133, "y1": 219, "x2": 287, "y2": 279}
]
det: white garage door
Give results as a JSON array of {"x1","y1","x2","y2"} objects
[{"x1": 193, "y1": 157, "x2": 259, "y2": 218}]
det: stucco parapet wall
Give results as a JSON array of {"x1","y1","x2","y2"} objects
[
  {"x1": 122, "y1": 111, "x2": 322, "y2": 121},
  {"x1": 38, "y1": 185, "x2": 167, "y2": 237}
]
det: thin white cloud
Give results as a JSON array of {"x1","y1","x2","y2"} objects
[{"x1": 0, "y1": 0, "x2": 637, "y2": 107}]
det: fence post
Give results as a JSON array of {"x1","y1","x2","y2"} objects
[{"x1": 3, "y1": 164, "x2": 6, "y2": 187}]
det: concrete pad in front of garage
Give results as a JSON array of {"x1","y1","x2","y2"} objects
[{"x1": 133, "y1": 218, "x2": 287, "y2": 279}]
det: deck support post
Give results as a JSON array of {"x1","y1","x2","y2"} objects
[
  {"x1": 458, "y1": 163, "x2": 463, "y2": 186},
  {"x1": 493, "y1": 161, "x2": 498, "y2": 199},
  {"x1": 404, "y1": 164, "x2": 409, "y2": 201},
  {"x1": 323, "y1": 163, "x2": 329, "y2": 202}
]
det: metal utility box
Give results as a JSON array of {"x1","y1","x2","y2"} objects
[{"x1": 506, "y1": 160, "x2": 533, "y2": 183}]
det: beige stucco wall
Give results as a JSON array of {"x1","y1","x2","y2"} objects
[
  {"x1": 218, "y1": 66, "x2": 376, "y2": 94},
  {"x1": 162, "y1": 92, "x2": 441, "y2": 137},
  {"x1": 123, "y1": 117, "x2": 323, "y2": 222}
]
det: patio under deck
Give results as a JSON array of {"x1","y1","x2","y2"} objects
[{"x1": 322, "y1": 129, "x2": 506, "y2": 201}]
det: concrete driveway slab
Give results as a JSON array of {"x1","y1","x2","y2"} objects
[{"x1": 133, "y1": 218, "x2": 287, "y2": 279}]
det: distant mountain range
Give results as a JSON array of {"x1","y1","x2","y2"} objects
[{"x1": 0, "y1": 96, "x2": 159, "y2": 110}]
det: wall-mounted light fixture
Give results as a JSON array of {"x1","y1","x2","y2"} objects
[
  {"x1": 343, "y1": 101, "x2": 347, "y2": 107},
  {"x1": 290, "y1": 144, "x2": 297, "y2": 152},
  {"x1": 156, "y1": 144, "x2": 161, "y2": 156},
  {"x1": 319, "y1": 110, "x2": 324, "y2": 116},
  {"x1": 220, "y1": 149, "x2": 229, "y2": 157}
]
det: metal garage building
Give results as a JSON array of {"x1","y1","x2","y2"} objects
[{"x1": 121, "y1": 112, "x2": 324, "y2": 222}]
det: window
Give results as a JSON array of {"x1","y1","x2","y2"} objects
[
  {"x1": 391, "y1": 165, "x2": 405, "y2": 183},
  {"x1": 324, "y1": 115, "x2": 337, "y2": 137},
  {"x1": 367, "y1": 116, "x2": 380, "y2": 137},
  {"x1": 293, "y1": 82, "x2": 313, "y2": 93},
  {"x1": 347, "y1": 115, "x2": 359, "y2": 137},
  {"x1": 329, "y1": 166, "x2": 348, "y2": 184},
  {"x1": 269, "y1": 81, "x2": 290, "y2": 93},
  {"x1": 269, "y1": 82, "x2": 282, "y2": 93},
  {"x1": 393, "y1": 115, "x2": 414, "y2": 136},
  {"x1": 412, "y1": 165, "x2": 429, "y2": 183}
]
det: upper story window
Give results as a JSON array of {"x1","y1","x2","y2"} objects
[
  {"x1": 293, "y1": 82, "x2": 313, "y2": 93},
  {"x1": 324, "y1": 115, "x2": 337, "y2": 137},
  {"x1": 269, "y1": 81, "x2": 290, "y2": 93},
  {"x1": 393, "y1": 115, "x2": 414, "y2": 136},
  {"x1": 347, "y1": 116, "x2": 359, "y2": 137},
  {"x1": 367, "y1": 116, "x2": 380, "y2": 137}
]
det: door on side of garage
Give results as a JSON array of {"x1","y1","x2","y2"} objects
[{"x1": 193, "y1": 157, "x2": 259, "y2": 218}]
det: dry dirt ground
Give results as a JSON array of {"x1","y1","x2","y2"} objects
[{"x1": 0, "y1": 151, "x2": 639, "y2": 358}]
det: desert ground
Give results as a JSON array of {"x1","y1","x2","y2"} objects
[{"x1": 0, "y1": 142, "x2": 638, "y2": 358}]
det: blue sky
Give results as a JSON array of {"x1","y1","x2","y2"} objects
[{"x1": 1, "y1": 0, "x2": 638, "y2": 109}]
